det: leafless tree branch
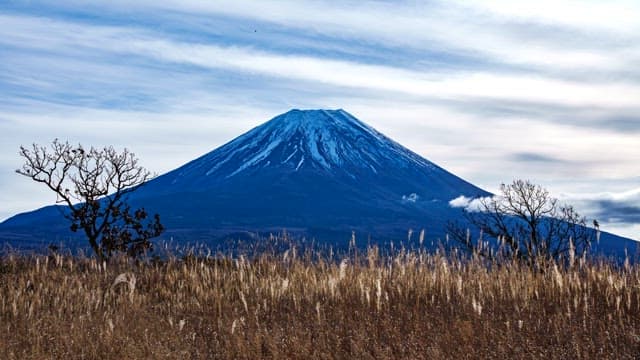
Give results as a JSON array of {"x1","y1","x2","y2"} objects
[{"x1": 16, "y1": 139, "x2": 163, "y2": 261}]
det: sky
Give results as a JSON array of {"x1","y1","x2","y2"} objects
[{"x1": 0, "y1": 0, "x2": 639, "y2": 240}]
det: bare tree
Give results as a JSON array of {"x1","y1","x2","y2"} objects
[
  {"x1": 16, "y1": 139, "x2": 163, "y2": 261},
  {"x1": 448, "y1": 180, "x2": 593, "y2": 263}
]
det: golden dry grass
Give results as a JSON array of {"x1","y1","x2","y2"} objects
[{"x1": 1, "y1": 247, "x2": 639, "y2": 359}]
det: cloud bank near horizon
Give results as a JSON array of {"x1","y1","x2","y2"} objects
[{"x1": 1, "y1": 1, "x2": 638, "y2": 239}]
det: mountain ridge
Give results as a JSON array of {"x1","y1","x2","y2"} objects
[{"x1": 144, "y1": 109, "x2": 484, "y2": 201}]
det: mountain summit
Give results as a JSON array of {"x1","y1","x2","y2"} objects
[
  {"x1": 178, "y1": 109, "x2": 440, "y2": 178},
  {"x1": 0, "y1": 109, "x2": 488, "y2": 246},
  {"x1": 152, "y1": 109, "x2": 485, "y2": 198}
]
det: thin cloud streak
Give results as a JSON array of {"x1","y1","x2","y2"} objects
[
  {"x1": 5, "y1": 1, "x2": 640, "y2": 78},
  {"x1": 119, "y1": 0, "x2": 640, "y2": 75},
  {"x1": 2, "y1": 14, "x2": 639, "y2": 110}
]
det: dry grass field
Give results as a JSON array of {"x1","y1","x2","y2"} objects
[{"x1": 1, "y1": 245, "x2": 639, "y2": 359}]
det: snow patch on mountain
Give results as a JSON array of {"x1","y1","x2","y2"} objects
[
  {"x1": 283, "y1": 147, "x2": 298, "y2": 164},
  {"x1": 402, "y1": 193, "x2": 420, "y2": 203},
  {"x1": 200, "y1": 109, "x2": 442, "y2": 179},
  {"x1": 295, "y1": 156, "x2": 305, "y2": 171},
  {"x1": 227, "y1": 138, "x2": 283, "y2": 178}
]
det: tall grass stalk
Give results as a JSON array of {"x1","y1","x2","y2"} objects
[{"x1": 0, "y1": 245, "x2": 639, "y2": 359}]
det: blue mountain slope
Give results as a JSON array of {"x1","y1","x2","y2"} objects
[
  {"x1": 1, "y1": 109, "x2": 636, "y2": 256},
  {"x1": 128, "y1": 109, "x2": 489, "y2": 239}
]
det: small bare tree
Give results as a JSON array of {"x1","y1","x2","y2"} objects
[
  {"x1": 16, "y1": 139, "x2": 163, "y2": 261},
  {"x1": 448, "y1": 180, "x2": 593, "y2": 263}
]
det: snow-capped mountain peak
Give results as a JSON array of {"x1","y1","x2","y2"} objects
[
  {"x1": 153, "y1": 109, "x2": 487, "y2": 208},
  {"x1": 180, "y1": 109, "x2": 437, "y2": 181}
]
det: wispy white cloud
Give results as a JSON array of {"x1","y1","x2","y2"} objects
[
  {"x1": 112, "y1": 0, "x2": 640, "y2": 74},
  {"x1": 449, "y1": 195, "x2": 474, "y2": 209},
  {"x1": 7, "y1": 0, "x2": 640, "y2": 76},
  {"x1": 2, "y1": 13, "x2": 639, "y2": 110},
  {"x1": 462, "y1": 0, "x2": 640, "y2": 32},
  {"x1": 561, "y1": 188, "x2": 640, "y2": 203},
  {"x1": 449, "y1": 195, "x2": 494, "y2": 212}
]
